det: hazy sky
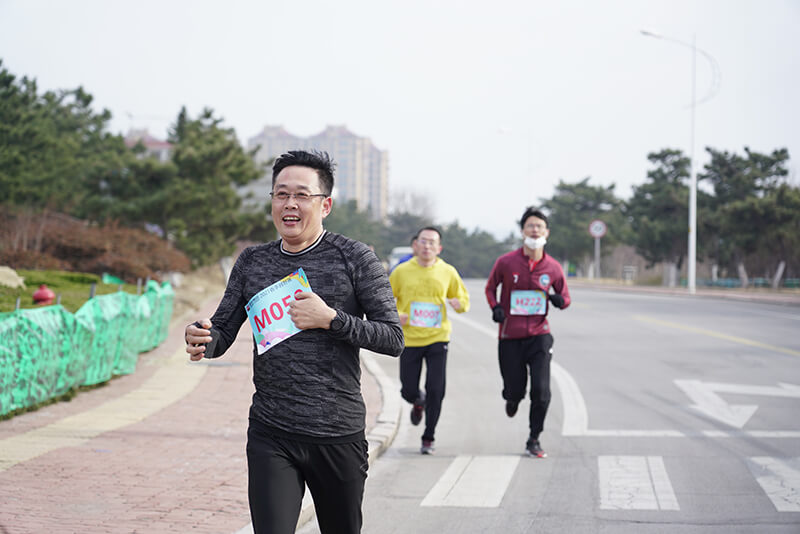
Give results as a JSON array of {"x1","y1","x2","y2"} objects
[{"x1": 2, "y1": 0, "x2": 798, "y2": 239}]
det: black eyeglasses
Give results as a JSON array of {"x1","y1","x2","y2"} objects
[{"x1": 269, "y1": 192, "x2": 328, "y2": 203}]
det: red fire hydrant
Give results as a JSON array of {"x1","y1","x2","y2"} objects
[{"x1": 33, "y1": 284, "x2": 56, "y2": 305}]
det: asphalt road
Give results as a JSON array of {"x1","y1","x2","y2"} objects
[{"x1": 300, "y1": 279, "x2": 800, "y2": 533}]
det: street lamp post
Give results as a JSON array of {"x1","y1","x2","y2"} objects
[{"x1": 640, "y1": 30, "x2": 719, "y2": 295}]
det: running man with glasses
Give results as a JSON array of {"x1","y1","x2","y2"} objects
[
  {"x1": 389, "y1": 227, "x2": 470, "y2": 454},
  {"x1": 485, "y1": 207, "x2": 570, "y2": 459},
  {"x1": 184, "y1": 150, "x2": 403, "y2": 533}
]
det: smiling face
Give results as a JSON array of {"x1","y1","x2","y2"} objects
[{"x1": 271, "y1": 165, "x2": 332, "y2": 252}]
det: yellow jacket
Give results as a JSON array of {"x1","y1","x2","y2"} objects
[{"x1": 389, "y1": 257, "x2": 470, "y2": 347}]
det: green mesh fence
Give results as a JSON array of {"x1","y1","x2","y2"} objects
[{"x1": 0, "y1": 282, "x2": 174, "y2": 416}]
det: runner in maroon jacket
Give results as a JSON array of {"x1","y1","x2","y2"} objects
[{"x1": 485, "y1": 207, "x2": 571, "y2": 458}]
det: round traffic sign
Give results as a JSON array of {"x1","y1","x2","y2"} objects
[{"x1": 588, "y1": 219, "x2": 607, "y2": 238}]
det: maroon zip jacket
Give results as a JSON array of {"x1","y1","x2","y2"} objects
[{"x1": 485, "y1": 248, "x2": 571, "y2": 339}]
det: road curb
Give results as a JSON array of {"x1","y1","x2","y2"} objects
[{"x1": 364, "y1": 350, "x2": 402, "y2": 462}]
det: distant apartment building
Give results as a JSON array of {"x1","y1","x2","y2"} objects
[
  {"x1": 124, "y1": 129, "x2": 172, "y2": 162},
  {"x1": 246, "y1": 125, "x2": 389, "y2": 220}
]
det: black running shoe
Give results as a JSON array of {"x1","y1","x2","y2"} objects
[
  {"x1": 505, "y1": 400, "x2": 519, "y2": 417},
  {"x1": 410, "y1": 397, "x2": 425, "y2": 426},
  {"x1": 525, "y1": 439, "x2": 547, "y2": 458}
]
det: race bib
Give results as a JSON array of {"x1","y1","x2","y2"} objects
[
  {"x1": 409, "y1": 301, "x2": 443, "y2": 328},
  {"x1": 509, "y1": 289, "x2": 547, "y2": 316},
  {"x1": 245, "y1": 268, "x2": 311, "y2": 354}
]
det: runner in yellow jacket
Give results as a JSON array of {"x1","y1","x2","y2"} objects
[{"x1": 389, "y1": 226, "x2": 470, "y2": 454}]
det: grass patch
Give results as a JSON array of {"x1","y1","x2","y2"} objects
[
  {"x1": 0, "y1": 269, "x2": 140, "y2": 314},
  {"x1": 636, "y1": 274, "x2": 664, "y2": 286}
]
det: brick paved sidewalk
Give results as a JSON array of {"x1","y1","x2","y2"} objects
[{"x1": 0, "y1": 295, "x2": 393, "y2": 534}]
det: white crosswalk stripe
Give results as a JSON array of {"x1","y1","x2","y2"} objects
[
  {"x1": 421, "y1": 455, "x2": 520, "y2": 508},
  {"x1": 598, "y1": 455, "x2": 679, "y2": 510},
  {"x1": 748, "y1": 457, "x2": 800, "y2": 512}
]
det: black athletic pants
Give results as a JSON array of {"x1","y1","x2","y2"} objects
[
  {"x1": 399, "y1": 341, "x2": 448, "y2": 442},
  {"x1": 498, "y1": 334, "x2": 553, "y2": 440},
  {"x1": 246, "y1": 418, "x2": 368, "y2": 534}
]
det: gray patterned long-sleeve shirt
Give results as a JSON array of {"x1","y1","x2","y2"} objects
[{"x1": 207, "y1": 231, "x2": 404, "y2": 440}]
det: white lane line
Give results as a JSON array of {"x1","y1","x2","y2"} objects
[
  {"x1": 450, "y1": 314, "x2": 588, "y2": 437},
  {"x1": 748, "y1": 457, "x2": 800, "y2": 512},
  {"x1": 551, "y1": 362, "x2": 588, "y2": 436},
  {"x1": 598, "y1": 455, "x2": 679, "y2": 510},
  {"x1": 421, "y1": 455, "x2": 520, "y2": 508},
  {"x1": 451, "y1": 314, "x2": 800, "y2": 439},
  {"x1": 746, "y1": 431, "x2": 800, "y2": 438},
  {"x1": 585, "y1": 429, "x2": 686, "y2": 437},
  {"x1": 448, "y1": 313, "x2": 502, "y2": 340},
  {"x1": 648, "y1": 456, "x2": 679, "y2": 510}
]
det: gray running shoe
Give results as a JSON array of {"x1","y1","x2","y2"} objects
[{"x1": 525, "y1": 440, "x2": 547, "y2": 458}]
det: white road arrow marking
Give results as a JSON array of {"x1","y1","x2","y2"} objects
[
  {"x1": 707, "y1": 382, "x2": 800, "y2": 398},
  {"x1": 674, "y1": 379, "x2": 800, "y2": 429},
  {"x1": 450, "y1": 314, "x2": 800, "y2": 437}
]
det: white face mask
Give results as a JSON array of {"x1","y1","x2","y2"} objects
[{"x1": 524, "y1": 235, "x2": 547, "y2": 250}]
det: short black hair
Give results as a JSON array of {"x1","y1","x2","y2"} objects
[
  {"x1": 271, "y1": 150, "x2": 335, "y2": 196},
  {"x1": 519, "y1": 207, "x2": 549, "y2": 229},
  {"x1": 414, "y1": 226, "x2": 443, "y2": 242}
]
